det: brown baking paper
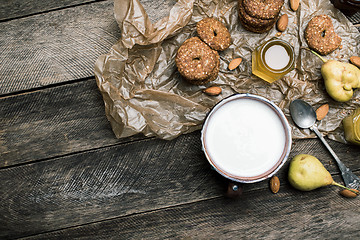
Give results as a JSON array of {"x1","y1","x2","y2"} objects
[{"x1": 95, "y1": 0, "x2": 360, "y2": 142}]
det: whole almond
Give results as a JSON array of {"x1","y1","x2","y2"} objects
[
  {"x1": 277, "y1": 14, "x2": 288, "y2": 32},
  {"x1": 228, "y1": 58, "x2": 242, "y2": 70},
  {"x1": 350, "y1": 56, "x2": 360, "y2": 68},
  {"x1": 340, "y1": 189, "x2": 359, "y2": 198},
  {"x1": 290, "y1": 0, "x2": 300, "y2": 11},
  {"x1": 316, "y1": 103, "x2": 329, "y2": 121},
  {"x1": 203, "y1": 86, "x2": 222, "y2": 96},
  {"x1": 269, "y1": 176, "x2": 280, "y2": 193}
]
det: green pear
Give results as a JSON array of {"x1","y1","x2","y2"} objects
[
  {"x1": 309, "y1": 49, "x2": 360, "y2": 102},
  {"x1": 288, "y1": 154, "x2": 358, "y2": 194},
  {"x1": 288, "y1": 154, "x2": 333, "y2": 191}
]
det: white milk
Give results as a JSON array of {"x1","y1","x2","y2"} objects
[
  {"x1": 204, "y1": 98, "x2": 286, "y2": 178},
  {"x1": 264, "y1": 45, "x2": 290, "y2": 70}
]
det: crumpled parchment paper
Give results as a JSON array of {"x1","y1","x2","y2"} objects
[{"x1": 94, "y1": 0, "x2": 360, "y2": 142}]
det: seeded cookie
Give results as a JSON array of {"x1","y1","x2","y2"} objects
[
  {"x1": 238, "y1": 0, "x2": 277, "y2": 29},
  {"x1": 175, "y1": 37, "x2": 219, "y2": 84},
  {"x1": 197, "y1": 18, "x2": 231, "y2": 51},
  {"x1": 243, "y1": 0, "x2": 284, "y2": 20},
  {"x1": 237, "y1": 0, "x2": 279, "y2": 33},
  {"x1": 187, "y1": 50, "x2": 220, "y2": 85},
  {"x1": 238, "y1": 7, "x2": 276, "y2": 33},
  {"x1": 304, "y1": 15, "x2": 342, "y2": 55}
]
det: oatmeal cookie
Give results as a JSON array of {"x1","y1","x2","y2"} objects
[
  {"x1": 237, "y1": 0, "x2": 280, "y2": 33},
  {"x1": 304, "y1": 15, "x2": 342, "y2": 55},
  {"x1": 175, "y1": 37, "x2": 219, "y2": 84},
  {"x1": 243, "y1": 0, "x2": 284, "y2": 20},
  {"x1": 196, "y1": 18, "x2": 231, "y2": 51}
]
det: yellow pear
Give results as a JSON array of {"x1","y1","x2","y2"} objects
[
  {"x1": 288, "y1": 154, "x2": 359, "y2": 196},
  {"x1": 288, "y1": 154, "x2": 333, "y2": 191}
]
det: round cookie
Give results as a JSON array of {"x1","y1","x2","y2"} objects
[
  {"x1": 196, "y1": 18, "x2": 231, "y2": 51},
  {"x1": 175, "y1": 37, "x2": 218, "y2": 84},
  {"x1": 238, "y1": 7, "x2": 276, "y2": 33},
  {"x1": 243, "y1": 0, "x2": 284, "y2": 20},
  {"x1": 304, "y1": 15, "x2": 342, "y2": 55},
  {"x1": 238, "y1": 0, "x2": 278, "y2": 32},
  {"x1": 187, "y1": 51, "x2": 220, "y2": 85}
]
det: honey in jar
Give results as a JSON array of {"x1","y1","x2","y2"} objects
[
  {"x1": 252, "y1": 38, "x2": 295, "y2": 83},
  {"x1": 343, "y1": 108, "x2": 360, "y2": 146}
]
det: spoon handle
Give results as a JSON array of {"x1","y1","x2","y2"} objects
[{"x1": 311, "y1": 125, "x2": 360, "y2": 189}]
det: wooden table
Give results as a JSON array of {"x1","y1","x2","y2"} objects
[{"x1": 1, "y1": 1, "x2": 360, "y2": 239}]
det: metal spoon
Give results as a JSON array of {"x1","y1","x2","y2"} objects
[{"x1": 290, "y1": 99, "x2": 360, "y2": 190}]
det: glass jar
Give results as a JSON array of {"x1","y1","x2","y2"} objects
[
  {"x1": 252, "y1": 38, "x2": 295, "y2": 83},
  {"x1": 343, "y1": 108, "x2": 360, "y2": 146}
]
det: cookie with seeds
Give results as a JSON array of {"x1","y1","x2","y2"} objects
[
  {"x1": 243, "y1": 0, "x2": 284, "y2": 20},
  {"x1": 304, "y1": 15, "x2": 342, "y2": 55},
  {"x1": 237, "y1": 0, "x2": 278, "y2": 33},
  {"x1": 196, "y1": 18, "x2": 231, "y2": 51},
  {"x1": 187, "y1": 51, "x2": 220, "y2": 85},
  {"x1": 238, "y1": 7, "x2": 276, "y2": 33},
  {"x1": 175, "y1": 37, "x2": 219, "y2": 85}
]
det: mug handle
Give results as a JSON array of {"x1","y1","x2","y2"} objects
[{"x1": 226, "y1": 182, "x2": 243, "y2": 198}]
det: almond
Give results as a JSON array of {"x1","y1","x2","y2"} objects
[
  {"x1": 316, "y1": 103, "x2": 329, "y2": 121},
  {"x1": 340, "y1": 189, "x2": 359, "y2": 198},
  {"x1": 277, "y1": 14, "x2": 288, "y2": 32},
  {"x1": 290, "y1": 0, "x2": 300, "y2": 11},
  {"x1": 350, "y1": 56, "x2": 360, "y2": 68},
  {"x1": 269, "y1": 176, "x2": 280, "y2": 193},
  {"x1": 203, "y1": 86, "x2": 222, "y2": 96},
  {"x1": 228, "y1": 58, "x2": 242, "y2": 70}
]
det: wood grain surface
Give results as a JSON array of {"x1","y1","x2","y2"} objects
[
  {"x1": 0, "y1": 0, "x2": 101, "y2": 21},
  {"x1": 0, "y1": 79, "x2": 144, "y2": 167},
  {"x1": 0, "y1": 129, "x2": 359, "y2": 239},
  {"x1": 0, "y1": 0, "x2": 120, "y2": 95},
  {"x1": 1, "y1": 0, "x2": 359, "y2": 239},
  {"x1": 24, "y1": 182, "x2": 360, "y2": 239}
]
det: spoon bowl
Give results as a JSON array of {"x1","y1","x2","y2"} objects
[{"x1": 289, "y1": 99, "x2": 316, "y2": 129}]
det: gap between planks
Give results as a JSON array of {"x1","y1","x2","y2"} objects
[
  {"x1": 19, "y1": 195, "x2": 223, "y2": 239},
  {"x1": 0, "y1": 0, "x2": 108, "y2": 23},
  {"x1": 0, "y1": 76, "x2": 94, "y2": 99},
  {"x1": 0, "y1": 133, "x2": 154, "y2": 171},
  {"x1": 14, "y1": 169, "x2": 359, "y2": 239}
]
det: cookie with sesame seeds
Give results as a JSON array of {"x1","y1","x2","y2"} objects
[
  {"x1": 304, "y1": 15, "x2": 342, "y2": 55},
  {"x1": 237, "y1": 0, "x2": 278, "y2": 33},
  {"x1": 196, "y1": 18, "x2": 231, "y2": 51},
  {"x1": 175, "y1": 37, "x2": 219, "y2": 84},
  {"x1": 186, "y1": 50, "x2": 220, "y2": 85},
  {"x1": 238, "y1": 6, "x2": 276, "y2": 33},
  {"x1": 243, "y1": 0, "x2": 284, "y2": 20}
]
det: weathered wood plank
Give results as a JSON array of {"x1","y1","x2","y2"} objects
[
  {"x1": 0, "y1": 0, "x2": 176, "y2": 96},
  {"x1": 0, "y1": 79, "x2": 146, "y2": 167},
  {"x1": 0, "y1": 0, "x2": 119, "y2": 95},
  {"x1": 0, "y1": 131, "x2": 223, "y2": 239},
  {"x1": 0, "y1": 0, "x2": 98, "y2": 21},
  {"x1": 24, "y1": 174, "x2": 360, "y2": 240},
  {"x1": 0, "y1": 129, "x2": 359, "y2": 239}
]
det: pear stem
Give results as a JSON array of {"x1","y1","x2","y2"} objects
[
  {"x1": 331, "y1": 181, "x2": 359, "y2": 195},
  {"x1": 303, "y1": 47, "x2": 328, "y2": 63}
]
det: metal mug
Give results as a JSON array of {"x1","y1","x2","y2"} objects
[{"x1": 201, "y1": 94, "x2": 292, "y2": 197}]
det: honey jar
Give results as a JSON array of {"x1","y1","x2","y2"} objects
[
  {"x1": 252, "y1": 38, "x2": 295, "y2": 83},
  {"x1": 343, "y1": 108, "x2": 360, "y2": 146}
]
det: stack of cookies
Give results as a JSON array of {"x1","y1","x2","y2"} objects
[
  {"x1": 238, "y1": 0, "x2": 284, "y2": 33},
  {"x1": 175, "y1": 18, "x2": 231, "y2": 85}
]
